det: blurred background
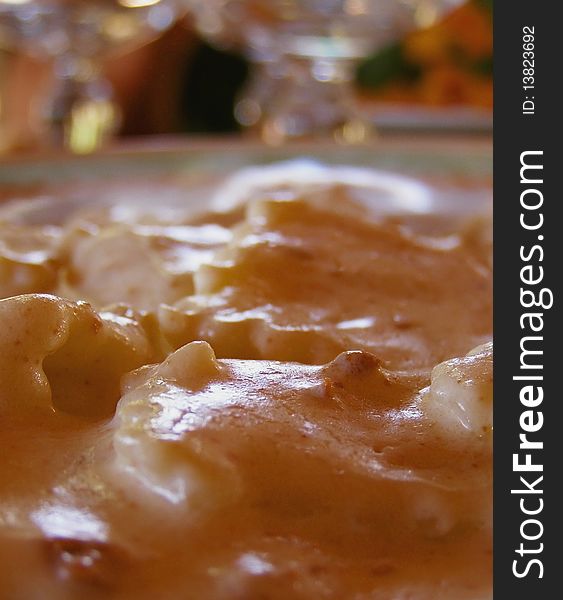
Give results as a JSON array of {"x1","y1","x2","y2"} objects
[{"x1": 0, "y1": 0, "x2": 491, "y2": 155}]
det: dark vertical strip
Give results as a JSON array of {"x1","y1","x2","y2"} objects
[{"x1": 494, "y1": 2, "x2": 561, "y2": 597}]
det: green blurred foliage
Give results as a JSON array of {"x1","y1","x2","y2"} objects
[
  {"x1": 356, "y1": 43, "x2": 421, "y2": 89},
  {"x1": 357, "y1": 0, "x2": 492, "y2": 92}
]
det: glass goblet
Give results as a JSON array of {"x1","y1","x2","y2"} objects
[
  {"x1": 184, "y1": 0, "x2": 464, "y2": 144},
  {"x1": 0, "y1": 0, "x2": 181, "y2": 153}
]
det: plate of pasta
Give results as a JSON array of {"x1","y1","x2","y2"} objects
[{"x1": 0, "y1": 142, "x2": 492, "y2": 599}]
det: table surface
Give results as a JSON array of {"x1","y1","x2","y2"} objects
[{"x1": 0, "y1": 134, "x2": 492, "y2": 214}]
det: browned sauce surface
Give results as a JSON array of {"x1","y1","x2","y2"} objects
[{"x1": 165, "y1": 194, "x2": 491, "y2": 370}]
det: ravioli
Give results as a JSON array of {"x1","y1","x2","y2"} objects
[
  {"x1": 0, "y1": 224, "x2": 61, "y2": 299},
  {"x1": 59, "y1": 221, "x2": 233, "y2": 311},
  {"x1": 0, "y1": 294, "x2": 163, "y2": 418}
]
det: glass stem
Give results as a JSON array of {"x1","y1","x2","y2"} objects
[
  {"x1": 44, "y1": 53, "x2": 119, "y2": 153},
  {"x1": 256, "y1": 54, "x2": 371, "y2": 144}
]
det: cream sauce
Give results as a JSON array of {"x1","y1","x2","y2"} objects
[{"x1": 0, "y1": 177, "x2": 492, "y2": 599}]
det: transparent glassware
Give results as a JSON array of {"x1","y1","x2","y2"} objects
[
  {"x1": 184, "y1": 0, "x2": 463, "y2": 144},
  {"x1": 0, "y1": 0, "x2": 180, "y2": 153}
]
